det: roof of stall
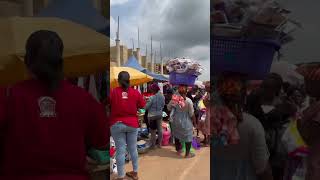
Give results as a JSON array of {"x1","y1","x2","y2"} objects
[{"x1": 37, "y1": 0, "x2": 108, "y2": 35}]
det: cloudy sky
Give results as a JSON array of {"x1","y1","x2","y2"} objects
[
  {"x1": 110, "y1": 0, "x2": 210, "y2": 81},
  {"x1": 277, "y1": 0, "x2": 320, "y2": 64}
]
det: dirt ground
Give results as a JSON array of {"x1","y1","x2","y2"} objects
[{"x1": 111, "y1": 145, "x2": 210, "y2": 180}]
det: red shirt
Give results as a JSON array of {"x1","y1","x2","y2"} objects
[
  {"x1": 110, "y1": 87, "x2": 145, "y2": 128},
  {"x1": 0, "y1": 80, "x2": 108, "y2": 179}
]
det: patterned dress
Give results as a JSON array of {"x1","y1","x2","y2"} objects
[{"x1": 168, "y1": 97, "x2": 194, "y2": 142}]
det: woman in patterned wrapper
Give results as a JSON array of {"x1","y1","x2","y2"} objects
[
  {"x1": 212, "y1": 73, "x2": 273, "y2": 180},
  {"x1": 0, "y1": 30, "x2": 109, "y2": 180}
]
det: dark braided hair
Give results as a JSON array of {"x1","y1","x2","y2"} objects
[{"x1": 25, "y1": 30, "x2": 64, "y2": 92}]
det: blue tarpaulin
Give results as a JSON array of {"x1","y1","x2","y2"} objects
[
  {"x1": 124, "y1": 55, "x2": 168, "y2": 81},
  {"x1": 142, "y1": 69, "x2": 168, "y2": 82},
  {"x1": 37, "y1": 0, "x2": 109, "y2": 36},
  {"x1": 124, "y1": 55, "x2": 146, "y2": 72}
]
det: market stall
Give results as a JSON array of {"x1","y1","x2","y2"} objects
[{"x1": 109, "y1": 67, "x2": 153, "y2": 88}]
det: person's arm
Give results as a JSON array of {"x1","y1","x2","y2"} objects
[
  {"x1": 145, "y1": 96, "x2": 152, "y2": 110},
  {"x1": 86, "y1": 95, "x2": 109, "y2": 150},
  {"x1": 137, "y1": 91, "x2": 146, "y2": 109},
  {"x1": 203, "y1": 94, "x2": 210, "y2": 107},
  {"x1": 188, "y1": 99, "x2": 195, "y2": 118},
  {"x1": 250, "y1": 115, "x2": 273, "y2": 180},
  {"x1": 167, "y1": 99, "x2": 175, "y2": 111}
]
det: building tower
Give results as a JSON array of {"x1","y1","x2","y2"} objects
[
  {"x1": 115, "y1": 16, "x2": 121, "y2": 66},
  {"x1": 136, "y1": 28, "x2": 141, "y2": 65},
  {"x1": 151, "y1": 36, "x2": 154, "y2": 72}
]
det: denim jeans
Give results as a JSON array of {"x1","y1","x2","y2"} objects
[{"x1": 111, "y1": 122, "x2": 138, "y2": 178}]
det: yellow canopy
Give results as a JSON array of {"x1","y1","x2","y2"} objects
[
  {"x1": 0, "y1": 16, "x2": 109, "y2": 86},
  {"x1": 110, "y1": 67, "x2": 153, "y2": 88}
]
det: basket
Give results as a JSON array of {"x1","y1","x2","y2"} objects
[
  {"x1": 212, "y1": 36, "x2": 280, "y2": 79},
  {"x1": 169, "y1": 72, "x2": 197, "y2": 86}
]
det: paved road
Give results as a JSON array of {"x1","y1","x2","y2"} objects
[{"x1": 122, "y1": 145, "x2": 210, "y2": 180}]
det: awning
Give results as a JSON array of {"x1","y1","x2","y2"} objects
[
  {"x1": 142, "y1": 69, "x2": 168, "y2": 82},
  {"x1": 37, "y1": 0, "x2": 108, "y2": 35},
  {"x1": 123, "y1": 55, "x2": 145, "y2": 71}
]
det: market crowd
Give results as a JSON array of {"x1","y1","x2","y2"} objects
[
  {"x1": 212, "y1": 68, "x2": 320, "y2": 180},
  {"x1": 110, "y1": 71, "x2": 211, "y2": 180}
]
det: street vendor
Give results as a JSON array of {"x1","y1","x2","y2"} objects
[{"x1": 168, "y1": 85, "x2": 196, "y2": 158}]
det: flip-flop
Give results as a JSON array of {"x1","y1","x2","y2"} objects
[{"x1": 185, "y1": 153, "x2": 196, "y2": 158}]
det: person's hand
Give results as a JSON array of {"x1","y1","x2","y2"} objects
[{"x1": 192, "y1": 115, "x2": 197, "y2": 125}]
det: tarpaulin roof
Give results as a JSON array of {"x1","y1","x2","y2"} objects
[
  {"x1": 37, "y1": 0, "x2": 108, "y2": 36},
  {"x1": 142, "y1": 69, "x2": 169, "y2": 82},
  {"x1": 124, "y1": 55, "x2": 145, "y2": 71},
  {"x1": 124, "y1": 55, "x2": 168, "y2": 81}
]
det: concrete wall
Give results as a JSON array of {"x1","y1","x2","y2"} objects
[{"x1": 120, "y1": 46, "x2": 128, "y2": 65}]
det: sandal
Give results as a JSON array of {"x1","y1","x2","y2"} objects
[
  {"x1": 126, "y1": 171, "x2": 139, "y2": 180},
  {"x1": 114, "y1": 177, "x2": 130, "y2": 180},
  {"x1": 185, "y1": 153, "x2": 196, "y2": 158}
]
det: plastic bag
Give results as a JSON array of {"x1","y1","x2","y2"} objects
[
  {"x1": 181, "y1": 142, "x2": 196, "y2": 154},
  {"x1": 281, "y1": 119, "x2": 307, "y2": 154},
  {"x1": 88, "y1": 148, "x2": 109, "y2": 165},
  {"x1": 198, "y1": 100, "x2": 206, "y2": 110},
  {"x1": 292, "y1": 157, "x2": 307, "y2": 180}
]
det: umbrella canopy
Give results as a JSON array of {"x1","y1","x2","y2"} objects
[
  {"x1": 37, "y1": 0, "x2": 108, "y2": 35},
  {"x1": 0, "y1": 17, "x2": 109, "y2": 86},
  {"x1": 270, "y1": 61, "x2": 304, "y2": 86},
  {"x1": 110, "y1": 67, "x2": 153, "y2": 88}
]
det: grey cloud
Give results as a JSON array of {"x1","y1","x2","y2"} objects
[
  {"x1": 138, "y1": 0, "x2": 210, "y2": 58},
  {"x1": 278, "y1": 0, "x2": 320, "y2": 63}
]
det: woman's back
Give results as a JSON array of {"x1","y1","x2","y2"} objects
[
  {"x1": 147, "y1": 92, "x2": 165, "y2": 114},
  {"x1": 1, "y1": 80, "x2": 108, "y2": 177}
]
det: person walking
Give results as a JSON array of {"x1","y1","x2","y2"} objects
[
  {"x1": 110, "y1": 71, "x2": 146, "y2": 180},
  {"x1": 0, "y1": 30, "x2": 108, "y2": 180},
  {"x1": 212, "y1": 74, "x2": 273, "y2": 180},
  {"x1": 297, "y1": 65, "x2": 320, "y2": 180},
  {"x1": 146, "y1": 83, "x2": 165, "y2": 149},
  {"x1": 168, "y1": 85, "x2": 195, "y2": 158},
  {"x1": 199, "y1": 82, "x2": 211, "y2": 146}
]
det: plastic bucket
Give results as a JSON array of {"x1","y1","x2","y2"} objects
[
  {"x1": 169, "y1": 72, "x2": 197, "y2": 86},
  {"x1": 212, "y1": 36, "x2": 280, "y2": 79}
]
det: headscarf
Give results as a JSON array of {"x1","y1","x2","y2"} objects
[{"x1": 150, "y1": 83, "x2": 160, "y2": 93}]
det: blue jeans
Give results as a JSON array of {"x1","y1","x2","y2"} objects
[{"x1": 111, "y1": 122, "x2": 138, "y2": 178}]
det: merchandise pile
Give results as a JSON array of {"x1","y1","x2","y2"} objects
[
  {"x1": 166, "y1": 57, "x2": 203, "y2": 76},
  {"x1": 212, "y1": 0, "x2": 301, "y2": 44}
]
